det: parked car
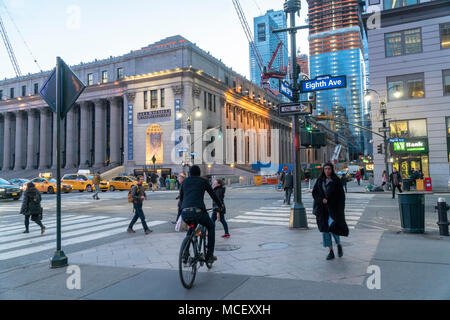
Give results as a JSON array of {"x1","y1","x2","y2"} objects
[
  {"x1": 9, "y1": 178, "x2": 30, "y2": 192},
  {"x1": 0, "y1": 178, "x2": 22, "y2": 200},
  {"x1": 30, "y1": 177, "x2": 72, "y2": 194}
]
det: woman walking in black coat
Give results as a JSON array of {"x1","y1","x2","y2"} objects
[
  {"x1": 211, "y1": 179, "x2": 230, "y2": 238},
  {"x1": 20, "y1": 182, "x2": 46, "y2": 234},
  {"x1": 312, "y1": 163, "x2": 348, "y2": 260}
]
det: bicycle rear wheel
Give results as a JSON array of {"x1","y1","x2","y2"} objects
[{"x1": 179, "y1": 236, "x2": 197, "y2": 289}]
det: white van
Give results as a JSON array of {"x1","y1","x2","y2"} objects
[{"x1": 347, "y1": 165, "x2": 361, "y2": 177}]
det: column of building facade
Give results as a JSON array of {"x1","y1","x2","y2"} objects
[
  {"x1": 64, "y1": 107, "x2": 76, "y2": 169},
  {"x1": 25, "y1": 109, "x2": 37, "y2": 170},
  {"x1": 38, "y1": 108, "x2": 50, "y2": 170},
  {"x1": 109, "y1": 97, "x2": 121, "y2": 165},
  {"x1": 14, "y1": 111, "x2": 25, "y2": 170},
  {"x1": 79, "y1": 101, "x2": 91, "y2": 168},
  {"x1": 2, "y1": 113, "x2": 12, "y2": 171},
  {"x1": 93, "y1": 99, "x2": 106, "y2": 167}
]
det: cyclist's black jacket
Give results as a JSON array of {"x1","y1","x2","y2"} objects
[{"x1": 179, "y1": 176, "x2": 222, "y2": 211}]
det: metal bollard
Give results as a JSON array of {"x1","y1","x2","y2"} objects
[{"x1": 435, "y1": 198, "x2": 450, "y2": 236}]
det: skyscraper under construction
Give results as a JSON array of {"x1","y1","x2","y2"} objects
[{"x1": 307, "y1": 0, "x2": 370, "y2": 156}]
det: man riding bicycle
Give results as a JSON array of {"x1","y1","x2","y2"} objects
[{"x1": 179, "y1": 165, "x2": 224, "y2": 264}]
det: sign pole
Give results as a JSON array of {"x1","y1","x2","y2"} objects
[
  {"x1": 51, "y1": 57, "x2": 68, "y2": 268},
  {"x1": 285, "y1": 0, "x2": 308, "y2": 229}
]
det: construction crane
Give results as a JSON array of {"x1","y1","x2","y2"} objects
[
  {"x1": 232, "y1": 0, "x2": 287, "y2": 96},
  {"x1": 0, "y1": 13, "x2": 21, "y2": 77}
]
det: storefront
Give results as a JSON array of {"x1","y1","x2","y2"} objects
[{"x1": 391, "y1": 138, "x2": 429, "y2": 179}]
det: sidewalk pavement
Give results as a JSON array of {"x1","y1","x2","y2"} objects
[{"x1": 1, "y1": 222, "x2": 449, "y2": 300}]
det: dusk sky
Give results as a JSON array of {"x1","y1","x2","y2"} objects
[{"x1": 0, "y1": 0, "x2": 309, "y2": 81}]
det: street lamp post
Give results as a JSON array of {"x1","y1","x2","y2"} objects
[
  {"x1": 176, "y1": 107, "x2": 202, "y2": 173},
  {"x1": 365, "y1": 87, "x2": 402, "y2": 189}
]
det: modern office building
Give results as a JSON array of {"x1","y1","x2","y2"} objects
[
  {"x1": 0, "y1": 35, "x2": 295, "y2": 178},
  {"x1": 297, "y1": 53, "x2": 310, "y2": 77},
  {"x1": 307, "y1": 0, "x2": 369, "y2": 156},
  {"x1": 364, "y1": 0, "x2": 450, "y2": 189},
  {"x1": 250, "y1": 9, "x2": 289, "y2": 94}
]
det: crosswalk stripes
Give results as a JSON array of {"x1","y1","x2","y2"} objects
[
  {"x1": 228, "y1": 194, "x2": 374, "y2": 229},
  {"x1": 0, "y1": 213, "x2": 167, "y2": 261}
]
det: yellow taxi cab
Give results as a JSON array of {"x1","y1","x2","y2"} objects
[
  {"x1": 108, "y1": 176, "x2": 149, "y2": 191},
  {"x1": 30, "y1": 177, "x2": 73, "y2": 194},
  {"x1": 61, "y1": 174, "x2": 95, "y2": 192},
  {"x1": 85, "y1": 174, "x2": 110, "y2": 192}
]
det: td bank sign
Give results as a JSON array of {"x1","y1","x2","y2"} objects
[{"x1": 393, "y1": 140, "x2": 427, "y2": 152}]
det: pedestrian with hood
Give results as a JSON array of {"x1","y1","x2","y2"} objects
[
  {"x1": 211, "y1": 179, "x2": 230, "y2": 238},
  {"x1": 312, "y1": 163, "x2": 349, "y2": 260},
  {"x1": 20, "y1": 182, "x2": 46, "y2": 234}
]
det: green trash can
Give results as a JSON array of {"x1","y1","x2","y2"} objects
[
  {"x1": 169, "y1": 179, "x2": 176, "y2": 190},
  {"x1": 398, "y1": 193, "x2": 425, "y2": 233}
]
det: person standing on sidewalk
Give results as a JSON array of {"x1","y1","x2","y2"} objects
[
  {"x1": 390, "y1": 167, "x2": 403, "y2": 199},
  {"x1": 92, "y1": 172, "x2": 101, "y2": 200},
  {"x1": 340, "y1": 174, "x2": 348, "y2": 193},
  {"x1": 20, "y1": 182, "x2": 46, "y2": 235},
  {"x1": 211, "y1": 179, "x2": 230, "y2": 238},
  {"x1": 312, "y1": 163, "x2": 348, "y2": 260},
  {"x1": 172, "y1": 173, "x2": 186, "y2": 224},
  {"x1": 355, "y1": 170, "x2": 361, "y2": 186},
  {"x1": 381, "y1": 170, "x2": 387, "y2": 189},
  {"x1": 283, "y1": 171, "x2": 294, "y2": 205},
  {"x1": 127, "y1": 175, "x2": 152, "y2": 235}
]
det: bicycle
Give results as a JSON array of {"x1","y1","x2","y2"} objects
[{"x1": 178, "y1": 208, "x2": 214, "y2": 289}]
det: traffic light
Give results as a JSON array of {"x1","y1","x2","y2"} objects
[{"x1": 377, "y1": 144, "x2": 383, "y2": 154}]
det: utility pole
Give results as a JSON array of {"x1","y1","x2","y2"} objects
[
  {"x1": 284, "y1": 0, "x2": 308, "y2": 228},
  {"x1": 381, "y1": 102, "x2": 390, "y2": 189}
]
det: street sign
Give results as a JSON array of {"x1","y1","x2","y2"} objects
[
  {"x1": 378, "y1": 127, "x2": 390, "y2": 132},
  {"x1": 40, "y1": 58, "x2": 86, "y2": 119},
  {"x1": 279, "y1": 81, "x2": 293, "y2": 100},
  {"x1": 279, "y1": 102, "x2": 312, "y2": 116},
  {"x1": 300, "y1": 75, "x2": 347, "y2": 93},
  {"x1": 388, "y1": 138, "x2": 405, "y2": 143}
]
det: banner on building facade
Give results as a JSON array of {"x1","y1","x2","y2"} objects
[{"x1": 127, "y1": 104, "x2": 134, "y2": 161}]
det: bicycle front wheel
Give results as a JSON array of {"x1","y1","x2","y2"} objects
[{"x1": 179, "y1": 236, "x2": 197, "y2": 289}]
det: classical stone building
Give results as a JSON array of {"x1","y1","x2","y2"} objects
[{"x1": 0, "y1": 36, "x2": 295, "y2": 176}]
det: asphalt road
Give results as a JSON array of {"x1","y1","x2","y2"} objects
[{"x1": 0, "y1": 184, "x2": 448, "y2": 272}]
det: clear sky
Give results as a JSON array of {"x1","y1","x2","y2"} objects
[{"x1": 0, "y1": 0, "x2": 309, "y2": 81}]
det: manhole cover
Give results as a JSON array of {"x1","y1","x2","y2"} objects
[
  {"x1": 215, "y1": 244, "x2": 241, "y2": 251},
  {"x1": 259, "y1": 242, "x2": 289, "y2": 250}
]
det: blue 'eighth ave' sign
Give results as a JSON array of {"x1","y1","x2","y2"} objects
[{"x1": 300, "y1": 75, "x2": 347, "y2": 93}]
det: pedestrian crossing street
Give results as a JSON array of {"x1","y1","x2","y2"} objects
[
  {"x1": 228, "y1": 193, "x2": 375, "y2": 229},
  {"x1": 0, "y1": 212, "x2": 166, "y2": 261}
]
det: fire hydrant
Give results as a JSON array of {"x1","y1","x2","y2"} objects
[{"x1": 435, "y1": 198, "x2": 450, "y2": 236}]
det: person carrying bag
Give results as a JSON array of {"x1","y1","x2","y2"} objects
[{"x1": 20, "y1": 182, "x2": 46, "y2": 235}]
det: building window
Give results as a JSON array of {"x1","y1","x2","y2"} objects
[
  {"x1": 225, "y1": 76, "x2": 229, "y2": 86},
  {"x1": 151, "y1": 90, "x2": 158, "y2": 109},
  {"x1": 390, "y1": 119, "x2": 427, "y2": 138},
  {"x1": 22, "y1": 85, "x2": 26, "y2": 97},
  {"x1": 383, "y1": 0, "x2": 418, "y2": 10},
  {"x1": 160, "y1": 89, "x2": 165, "y2": 108},
  {"x1": 233, "y1": 108, "x2": 236, "y2": 121},
  {"x1": 10, "y1": 88, "x2": 14, "y2": 99},
  {"x1": 443, "y1": 70, "x2": 450, "y2": 95},
  {"x1": 0, "y1": 90, "x2": 3, "y2": 100},
  {"x1": 385, "y1": 28, "x2": 421, "y2": 57},
  {"x1": 102, "y1": 71, "x2": 108, "y2": 83},
  {"x1": 143, "y1": 91, "x2": 148, "y2": 110},
  {"x1": 368, "y1": 0, "x2": 380, "y2": 4},
  {"x1": 441, "y1": 23, "x2": 450, "y2": 49},
  {"x1": 87, "y1": 73, "x2": 93, "y2": 86},
  {"x1": 257, "y1": 23, "x2": 266, "y2": 42},
  {"x1": 117, "y1": 67, "x2": 124, "y2": 80},
  {"x1": 34, "y1": 83, "x2": 39, "y2": 95},
  {"x1": 208, "y1": 93, "x2": 212, "y2": 111},
  {"x1": 387, "y1": 73, "x2": 424, "y2": 101},
  {"x1": 204, "y1": 92, "x2": 207, "y2": 110},
  {"x1": 213, "y1": 95, "x2": 216, "y2": 112}
]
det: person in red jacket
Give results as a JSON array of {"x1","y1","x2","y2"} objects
[{"x1": 355, "y1": 170, "x2": 361, "y2": 186}]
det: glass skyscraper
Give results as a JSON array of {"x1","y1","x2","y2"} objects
[
  {"x1": 307, "y1": 0, "x2": 370, "y2": 156},
  {"x1": 250, "y1": 10, "x2": 289, "y2": 95}
]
